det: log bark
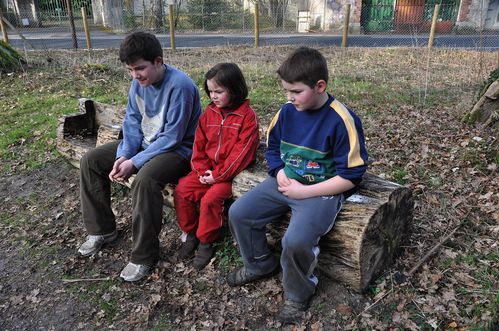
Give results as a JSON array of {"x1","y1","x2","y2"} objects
[{"x1": 232, "y1": 167, "x2": 413, "y2": 293}]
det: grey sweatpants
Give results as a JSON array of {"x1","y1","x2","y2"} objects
[
  {"x1": 228, "y1": 176, "x2": 343, "y2": 303},
  {"x1": 80, "y1": 140, "x2": 190, "y2": 265}
]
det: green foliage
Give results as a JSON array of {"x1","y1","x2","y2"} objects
[
  {"x1": 391, "y1": 167, "x2": 409, "y2": 185},
  {"x1": 0, "y1": 41, "x2": 24, "y2": 70},
  {"x1": 186, "y1": 0, "x2": 245, "y2": 30},
  {"x1": 214, "y1": 228, "x2": 242, "y2": 272}
]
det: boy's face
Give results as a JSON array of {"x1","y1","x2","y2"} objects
[
  {"x1": 281, "y1": 80, "x2": 327, "y2": 111},
  {"x1": 126, "y1": 57, "x2": 164, "y2": 87}
]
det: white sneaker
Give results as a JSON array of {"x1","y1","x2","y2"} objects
[
  {"x1": 78, "y1": 230, "x2": 118, "y2": 256},
  {"x1": 120, "y1": 262, "x2": 151, "y2": 282}
]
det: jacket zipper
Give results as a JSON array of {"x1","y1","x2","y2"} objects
[{"x1": 214, "y1": 115, "x2": 225, "y2": 163}]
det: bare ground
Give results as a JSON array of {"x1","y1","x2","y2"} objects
[{"x1": 0, "y1": 158, "x2": 367, "y2": 330}]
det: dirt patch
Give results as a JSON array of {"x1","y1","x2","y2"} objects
[{"x1": 0, "y1": 159, "x2": 365, "y2": 330}]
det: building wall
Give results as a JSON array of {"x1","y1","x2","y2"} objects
[
  {"x1": 485, "y1": 0, "x2": 499, "y2": 29},
  {"x1": 457, "y1": 0, "x2": 498, "y2": 30},
  {"x1": 304, "y1": 0, "x2": 354, "y2": 32}
]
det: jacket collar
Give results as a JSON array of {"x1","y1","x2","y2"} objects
[{"x1": 207, "y1": 99, "x2": 250, "y2": 116}]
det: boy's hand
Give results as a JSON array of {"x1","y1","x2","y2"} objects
[
  {"x1": 276, "y1": 169, "x2": 291, "y2": 187},
  {"x1": 278, "y1": 178, "x2": 310, "y2": 199},
  {"x1": 109, "y1": 157, "x2": 135, "y2": 182},
  {"x1": 200, "y1": 170, "x2": 215, "y2": 184}
]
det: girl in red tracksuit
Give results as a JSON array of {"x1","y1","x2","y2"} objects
[{"x1": 173, "y1": 63, "x2": 259, "y2": 270}]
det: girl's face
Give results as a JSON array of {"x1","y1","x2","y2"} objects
[{"x1": 206, "y1": 79, "x2": 231, "y2": 109}]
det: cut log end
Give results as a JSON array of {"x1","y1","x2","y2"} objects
[{"x1": 234, "y1": 170, "x2": 413, "y2": 293}]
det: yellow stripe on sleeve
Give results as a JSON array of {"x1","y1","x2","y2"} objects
[
  {"x1": 266, "y1": 109, "x2": 281, "y2": 146},
  {"x1": 330, "y1": 100, "x2": 365, "y2": 168}
]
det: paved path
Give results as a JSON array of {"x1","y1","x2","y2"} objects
[{"x1": 6, "y1": 28, "x2": 499, "y2": 50}]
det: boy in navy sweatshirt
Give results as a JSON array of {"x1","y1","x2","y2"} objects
[{"x1": 226, "y1": 47, "x2": 368, "y2": 324}]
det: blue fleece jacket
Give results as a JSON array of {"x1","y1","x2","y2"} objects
[
  {"x1": 116, "y1": 65, "x2": 202, "y2": 169},
  {"x1": 266, "y1": 94, "x2": 368, "y2": 184}
]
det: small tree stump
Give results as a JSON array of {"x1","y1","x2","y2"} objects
[
  {"x1": 56, "y1": 98, "x2": 124, "y2": 168},
  {"x1": 465, "y1": 78, "x2": 499, "y2": 127}
]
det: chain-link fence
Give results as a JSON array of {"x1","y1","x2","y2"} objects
[{"x1": 1, "y1": 0, "x2": 499, "y2": 50}]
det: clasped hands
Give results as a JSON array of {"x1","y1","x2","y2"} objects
[
  {"x1": 109, "y1": 156, "x2": 135, "y2": 183},
  {"x1": 199, "y1": 170, "x2": 215, "y2": 185},
  {"x1": 277, "y1": 169, "x2": 309, "y2": 199}
]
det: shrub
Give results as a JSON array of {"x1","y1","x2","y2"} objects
[{"x1": 0, "y1": 41, "x2": 24, "y2": 70}]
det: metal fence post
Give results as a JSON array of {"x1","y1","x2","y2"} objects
[
  {"x1": 428, "y1": 4, "x2": 440, "y2": 49},
  {"x1": 81, "y1": 7, "x2": 92, "y2": 50},
  {"x1": 66, "y1": 0, "x2": 78, "y2": 49},
  {"x1": 168, "y1": 4, "x2": 176, "y2": 51},
  {"x1": 254, "y1": 3, "x2": 259, "y2": 48},
  {"x1": 341, "y1": 4, "x2": 351, "y2": 48},
  {"x1": 0, "y1": 9, "x2": 8, "y2": 44}
]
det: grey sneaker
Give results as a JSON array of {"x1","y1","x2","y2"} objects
[
  {"x1": 78, "y1": 230, "x2": 118, "y2": 256},
  {"x1": 119, "y1": 262, "x2": 151, "y2": 282},
  {"x1": 276, "y1": 299, "x2": 309, "y2": 324}
]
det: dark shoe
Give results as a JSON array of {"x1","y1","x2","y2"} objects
[
  {"x1": 276, "y1": 299, "x2": 309, "y2": 324},
  {"x1": 178, "y1": 233, "x2": 199, "y2": 260},
  {"x1": 226, "y1": 265, "x2": 278, "y2": 287},
  {"x1": 193, "y1": 243, "x2": 215, "y2": 270}
]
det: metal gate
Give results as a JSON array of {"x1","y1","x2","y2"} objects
[{"x1": 361, "y1": 0, "x2": 395, "y2": 33}]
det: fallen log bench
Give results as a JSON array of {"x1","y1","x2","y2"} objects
[{"x1": 57, "y1": 98, "x2": 413, "y2": 293}]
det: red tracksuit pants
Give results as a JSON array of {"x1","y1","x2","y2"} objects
[{"x1": 173, "y1": 171, "x2": 232, "y2": 244}]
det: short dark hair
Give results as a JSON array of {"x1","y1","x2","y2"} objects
[
  {"x1": 276, "y1": 47, "x2": 328, "y2": 88},
  {"x1": 119, "y1": 31, "x2": 163, "y2": 64},
  {"x1": 204, "y1": 63, "x2": 248, "y2": 109}
]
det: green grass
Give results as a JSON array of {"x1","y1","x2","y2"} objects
[
  {"x1": 0, "y1": 64, "x2": 127, "y2": 172},
  {"x1": 391, "y1": 167, "x2": 409, "y2": 185},
  {"x1": 66, "y1": 280, "x2": 121, "y2": 321}
]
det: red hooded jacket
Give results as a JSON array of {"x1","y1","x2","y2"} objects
[{"x1": 190, "y1": 99, "x2": 259, "y2": 183}]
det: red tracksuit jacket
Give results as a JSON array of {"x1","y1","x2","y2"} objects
[{"x1": 190, "y1": 99, "x2": 259, "y2": 182}]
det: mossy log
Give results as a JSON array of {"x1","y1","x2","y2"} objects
[
  {"x1": 465, "y1": 79, "x2": 499, "y2": 127},
  {"x1": 57, "y1": 99, "x2": 413, "y2": 292}
]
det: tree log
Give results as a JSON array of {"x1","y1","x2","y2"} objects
[
  {"x1": 232, "y1": 166, "x2": 413, "y2": 293},
  {"x1": 57, "y1": 99, "x2": 413, "y2": 292}
]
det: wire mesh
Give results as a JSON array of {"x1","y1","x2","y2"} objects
[{"x1": 1, "y1": 0, "x2": 498, "y2": 50}]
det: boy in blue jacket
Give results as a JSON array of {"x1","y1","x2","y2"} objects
[
  {"x1": 227, "y1": 47, "x2": 368, "y2": 324},
  {"x1": 78, "y1": 32, "x2": 202, "y2": 282}
]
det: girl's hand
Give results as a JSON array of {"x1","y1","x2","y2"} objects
[{"x1": 201, "y1": 170, "x2": 215, "y2": 184}]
